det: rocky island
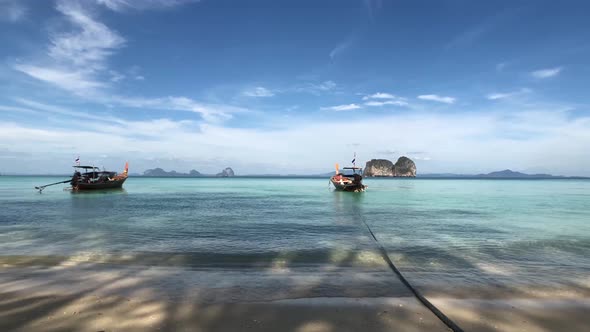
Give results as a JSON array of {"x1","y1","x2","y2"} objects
[
  {"x1": 143, "y1": 168, "x2": 202, "y2": 177},
  {"x1": 364, "y1": 156, "x2": 417, "y2": 177},
  {"x1": 142, "y1": 167, "x2": 234, "y2": 177},
  {"x1": 216, "y1": 167, "x2": 235, "y2": 177}
]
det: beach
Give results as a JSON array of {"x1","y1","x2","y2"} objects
[
  {"x1": 2, "y1": 262, "x2": 589, "y2": 331},
  {"x1": 1, "y1": 177, "x2": 589, "y2": 331}
]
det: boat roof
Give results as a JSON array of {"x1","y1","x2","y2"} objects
[
  {"x1": 73, "y1": 165, "x2": 99, "y2": 169},
  {"x1": 343, "y1": 167, "x2": 362, "y2": 170}
]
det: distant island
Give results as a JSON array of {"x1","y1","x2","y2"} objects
[
  {"x1": 364, "y1": 157, "x2": 417, "y2": 177},
  {"x1": 137, "y1": 166, "x2": 585, "y2": 179},
  {"x1": 142, "y1": 167, "x2": 235, "y2": 177},
  {"x1": 418, "y1": 169, "x2": 587, "y2": 179}
]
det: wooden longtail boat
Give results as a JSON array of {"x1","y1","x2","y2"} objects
[
  {"x1": 71, "y1": 164, "x2": 128, "y2": 191},
  {"x1": 35, "y1": 162, "x2": 129, "y2": 192},
  {"x1": 330, "y1": 163, "x2": 367, "y2": 192}
]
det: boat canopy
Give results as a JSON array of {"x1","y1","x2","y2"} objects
[{"x1": 73, "y1": 165, "x2": 99, "y2": 169}]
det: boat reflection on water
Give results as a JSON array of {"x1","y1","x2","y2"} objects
[{"x1": 69, "y1": 187, "x2": 127, "y2": 195}]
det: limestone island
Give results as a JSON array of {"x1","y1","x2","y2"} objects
[
  {"x1": 142, "y1": 167, "x2": 235, "y2": 177},
  {"x1": 364, "y1": 156, "x2": 417, "y2": 177}
]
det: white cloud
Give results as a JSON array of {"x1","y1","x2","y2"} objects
[
  {"x1": 329, "y1": 39, "x2": 353, "y2": 60},
  {"x1": 0, "y1": 105, "x2": 40, "y2": 115},
  {"x1": 51, "y1": 0, "x2": 125, "y2": 68},
  {"x1": 531, "y1": 67, "x2": 562, "y2": 79},
  {"x1": 293, "y1": 80, "x2": 337, "y2": 95},
  {"x1": 320, "y1": 104, "x2": 361, "y2": 111},
  {"x1": 109, "y1": 95, "x2": 246, "y2": 122},
  {"x1": 242, "y1": 87, "x2": 274, "y2": 97},
  {"x1": 96, "y1": 0, "x2": 197, "y2": 12},
  {"x1": 362, "y1": 92, "x2": 408, "y2": 107},
  {"x1": 0, "y1": 1, "x2": 27, "y2": 22},
  {"x1": 14, "y1": 64, "x2": 105, "y2": 94},
  {"x1": 487, "y1": 92, "x2": 512, "y2": 100},
  {"x1": 486, "y1": 88, "x2": 531, "y2": 100},
  {"x1": 11, "y1": 1, "x2": 239, "y2": 123},
  {"x1": 109, "y1": 70, "x2": 125, "y2": 82},
  {"x1": 364, "y1": 100, "x2": 408, "y2": 107},
  {"x1": 417, "y1": 94, "x2": 456, "y2": 104},
  {"x1": 1, "y1": 108, "x2": 589, "y2": 176},
  {"x1": 14, "y1": 98, "x2": 125, "y2": 123},
  {"x1": 362, "y1": 92, "x2": 396, "y2": 100},
  {"x1": 13, "y1": 0, "x2": 123, "y2": 96}
]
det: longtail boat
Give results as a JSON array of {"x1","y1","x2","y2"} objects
[
  {"x1": 330, "y1": 162, "x2": 367, "y2": 192},
  {"x1": 35, "y1": 162, "x2": 129, "y2": 192}
]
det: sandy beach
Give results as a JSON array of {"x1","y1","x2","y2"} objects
[{"x1": 2, "y1": 263, "x2": 589, "y2": 332}]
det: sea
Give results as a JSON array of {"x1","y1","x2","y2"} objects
[{"x1": 1, "y1": 176, "x2": 589, "y2": 302}]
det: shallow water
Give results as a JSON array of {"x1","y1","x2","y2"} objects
[{"x1": 1, "y1": 176, "x2": 589, "y2": 300}]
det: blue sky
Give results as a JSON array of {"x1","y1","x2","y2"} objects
[{"x1": 1, "y1": 0, "x2": 589, "y2": 175}]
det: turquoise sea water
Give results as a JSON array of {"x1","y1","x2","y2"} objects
[{"x1": 1, "y1": 176, "x2": 589, "y2": 299}]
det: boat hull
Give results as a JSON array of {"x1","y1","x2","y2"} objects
[
  {"x1": 74, "y1": 177, "x2": 127, "y2": 190},
  {"x1": 330, "y1": 177, "x2": 366, "y2": 192}
]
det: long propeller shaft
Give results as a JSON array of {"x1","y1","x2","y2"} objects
[{"x1": 35, "y1": 179, "x2": 72, "y2": 191}]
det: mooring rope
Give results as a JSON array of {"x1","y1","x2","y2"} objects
[{"x1": 359, "y1": 216, "x2": 465, "y2": 332}]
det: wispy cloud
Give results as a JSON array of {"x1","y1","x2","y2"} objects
[
  {"x1": 242, "y1": 86, "x2": 274, "y2": 97},
  {"x1": 362, "y1": 92, "x2": 396, "y2": 100},
  {"x1": 531, "y1": 67, "x2": 562, "y2": 79},
  {"x1": 329, "y1": 39, "x2": 353, "y2": 60},
  {"x1": 446, "y1": 9, "x2": 518, "y2": 49},
  {"x1": 14, "y1": 64, "x2": 106, "y2": 93},
  {"x1": 293, "y1": 80, "x2": 337, "y2": 95},
  {"x1": 364, "y1": 100, "x2": 408, "y2": 107},
  {"x1": 376, "y1": 149, "x2": 397, "y2": 155},
  {"x1": 486, "y1": 88, "x2": 531, "y2": 100},
  {"x1": 14, "y1": 98, "x2": 125, "y2": 123},
  {"x1": 320, "y1": 104, "x2": 361, "y2": 111},
  {"x1": 417, "y1": 94, "x2": 456, "y2": 104},
  {"x1": 95, "y1": 0, "x2": 197, "y2": 12},
  {"x1": 0, "y1": 0, "x2": 27, "y2": 22},
  {"x1": 51, "y1": 0, "x2": 125, "y2": 68},
  {"x1": 109, "y1": 95, "x2": 246, "y2": 123},
  {"x1": 362, "y1": 92, "x2": 408, "y2": 107},
  {"x1": 109, "y1": 70, "x2": 125, "y2": 82},
  {"x1": 12, "y1": 0, "x2": 239, "y2": 123},
  {"x1": 0, "y1": 105, "x2": 40, "y2": 115},
  {"x1": 13, "y1": 0, "x2": 124, "y2": 96},
  {"x1": 496, "y1": 62, "x2": 507, "y2": 71}
]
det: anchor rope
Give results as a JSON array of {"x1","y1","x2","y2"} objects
[{"x1": 359, "y1": 216, "x2": 465, "y2": 332}]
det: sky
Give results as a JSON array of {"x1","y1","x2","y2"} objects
[{"x1": 1, "y1": 0, "x2": 589, "y2": 175}]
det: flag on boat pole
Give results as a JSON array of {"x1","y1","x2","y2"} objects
[
  {"x1": 75, "y1": 156, "x2": 80, "y2": 165},
  {"x1": 351, "y1": 153, "x2": 356, "y2": 167}
]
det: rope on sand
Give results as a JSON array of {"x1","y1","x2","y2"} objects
[{"x1": 360, "y1": 217, "x2": 465, "y2": 332}]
